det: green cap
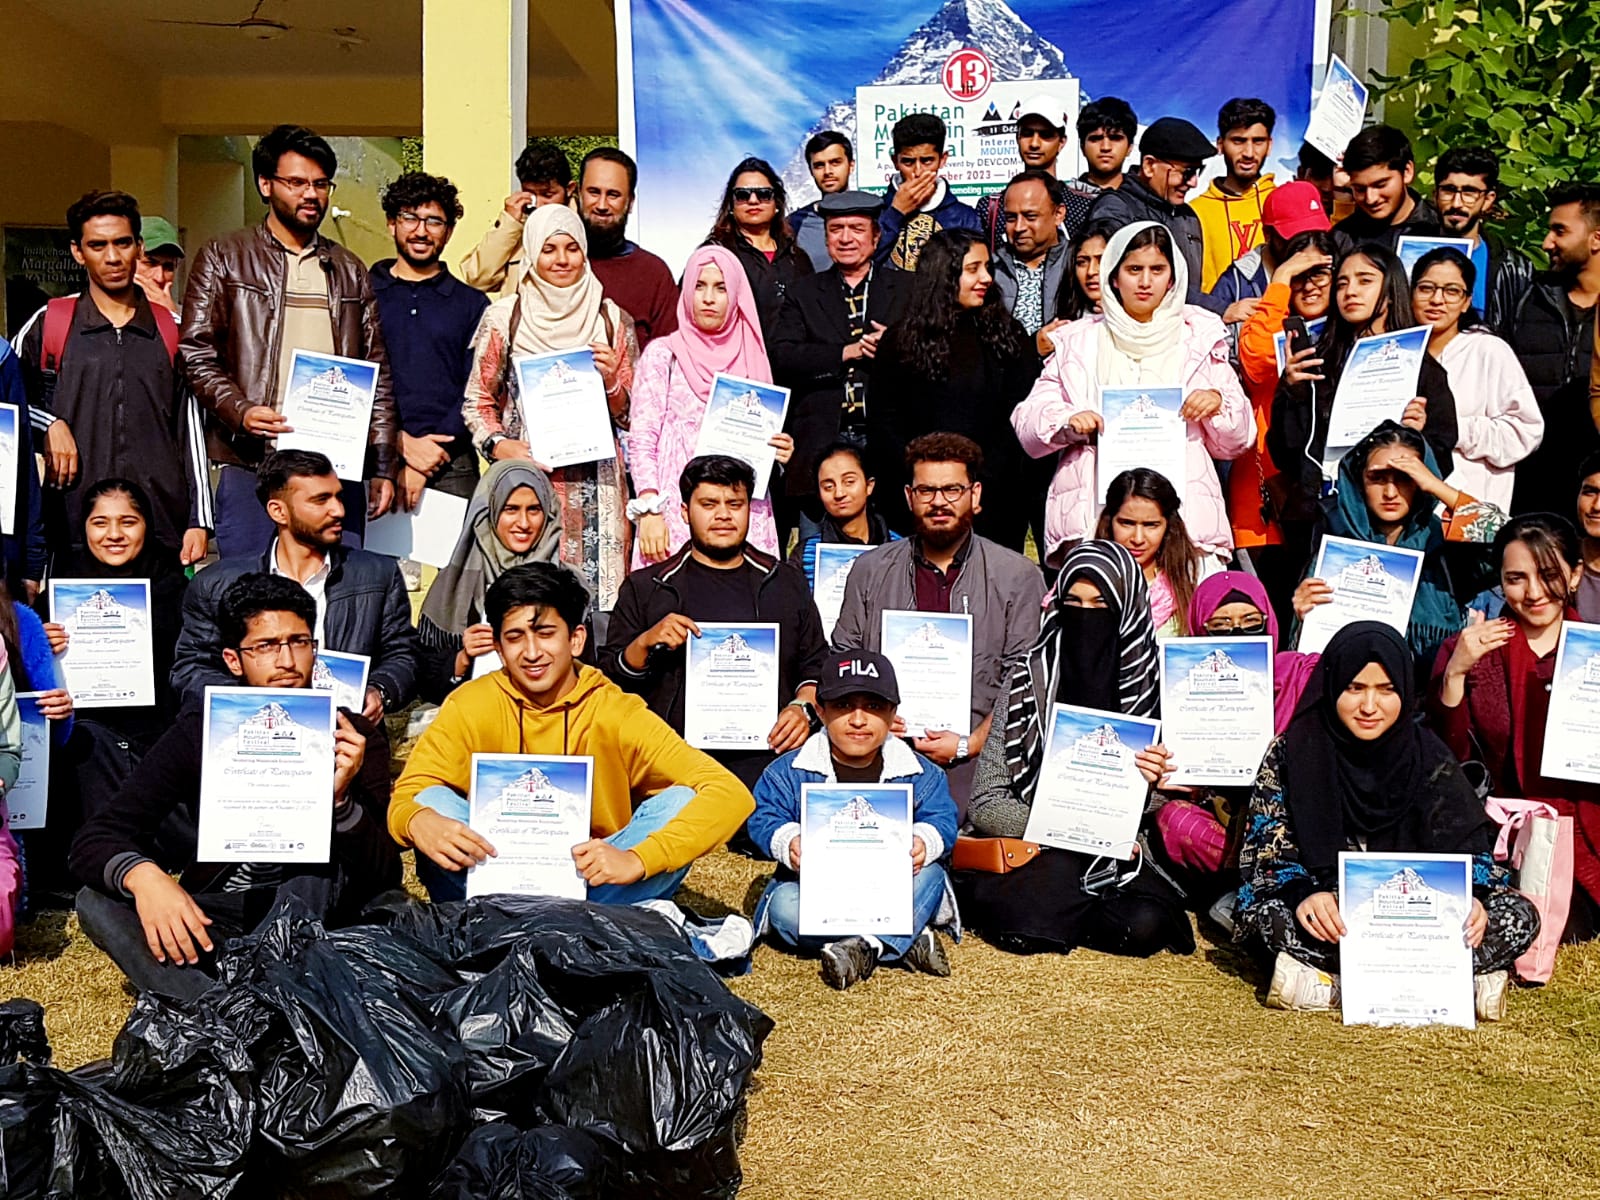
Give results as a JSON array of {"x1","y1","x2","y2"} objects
[{"x1": 140, "y1": 217, "x2": 183, "y2": 256}]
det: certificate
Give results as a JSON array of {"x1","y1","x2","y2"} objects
[
  {"x1": 515, "y1": 349, "x2": 615, "y2": 468},
  {"x1": 1158, "y1": 636, "x2": 1275, "y2": 787},
  {"x1": 880, "y1": 610, "x2": 971, "y2": 736},
  {"x1": 1324, "y1": 324, "x2": 1431, "y2": 456},
  {"x1": 1396, "y1": 235, "x2": 1475, "y2": 279},
  {"x1": 7, "y1": 694, "x2": 50, "y2": 830},
  {"x1": 1096, "y1": 387, "x2": 1186, "y2": 505},
  {"x1": 1296, "y1": 536, "x2": 1424, "y2": 654},
  {"x1": 1304, "y1": 53, "x2": 1368, "y2": 161},
  {"x1": 1272, "y1": 316, "x2": 1326, "y2": 374},
  {"x1": 363, "y1": 488, "x2": 470, "y2": 569},
  {"x1": 692, "y1": 373, "x2": 791, "y2": 499},
  {"x1": 472, "y1": 650, "x2": 502, "y2": 679},
  {"x1": 467, "y1": 753, "x2": 591, "y2": 901},
  {"x1": 1339, "y1": 851, "x2": 1475, "y2": 1029},
  {"x1": 1539, "y1": 620, "x2": 1600, "y2": 784},
  {"x1": 49, "y1": 579, "x2": 155, "y2": 708},
  {"x1": 812, "y1": 543, "x2": 871, "y2": 641},
  {"x1": 798, "y1": 783, "x2": 913, "y2": 938},
  {"x1": 0, "y1": 402, "x2": 17, "y2": 537},
  {"x1": 1023, "y1": 703, "x2": 1160, "y2": 860},
  {"x1": 684, "y1": 622, "x2": 780, "y2": 749},
  {"x1": 277, "y1": 349, "x2": 379, "y2": 482},
  {"x1": 312, "y1": 649, "x2": 369, "y2": 714},
  {"x1": 196, "y1": 686, "x2": 336, "y2": 864}
]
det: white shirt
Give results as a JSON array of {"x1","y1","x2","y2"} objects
[
  {"x1": 1436, "y1": 327, "x2": 1545, "y2": 512},
  {"x1": 270, "y1": 536, "x2": 330, "y2": 643}
]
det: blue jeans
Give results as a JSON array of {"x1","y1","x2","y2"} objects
[
  {"x1": 214, "y1": 465, "x2": 368, "y2": 557},
  {"x1": 411, "y1": 784, "x2": 697, "y2": 905},
  {"x1": 757, "y1": 862, "x2": 948, "y2": 960}
]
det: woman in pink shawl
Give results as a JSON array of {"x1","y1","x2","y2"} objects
[
  {"x1": 0, "y1": 642, "x2": 24, "y2": 959},
  {"x1": 1156, "y1": 571, "x2": 1320, "y2": 886},
  {"x1": 628, "y1": 245, "x2": 793, "y2": 566}
]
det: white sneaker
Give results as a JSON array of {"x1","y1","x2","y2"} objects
[
  {"x1": 1265, "y1": 951, "x2": 1341, "y2": 1011},
  {"x1": 1475, "y1": 970, "x2": 1509, "y2": 1023}
]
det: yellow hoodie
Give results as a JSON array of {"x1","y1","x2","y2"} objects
[
  {"x1": 1190, "y1": 174, "x2": 1276, "y2": 293},
  {"x1": 390, "y1": 665, "x2": 754, "y2": 879}
]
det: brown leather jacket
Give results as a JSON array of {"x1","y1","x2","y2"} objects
[{"x1": 178, "y1": 222, "x2": 399, "y2": 479}]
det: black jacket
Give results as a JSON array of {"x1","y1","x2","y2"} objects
[
  {"x1": 769, "y1": 266, "x2": 908, "y2": 494},
  {"x1": 171, "y1": 542, "x2": 420, "y2": 709},
  {"x1": 1480, "y1": 231, "x2": 1535, "y2": 335},
  {"x1": 711, "y1": 234, "x2": 815, "y2": 339},
  {"x1": 600, "y1": 544, "x2": 829, "y2": 788},
  {"x1": 1508, "y1": 273, "x2": 1598, "y2": 514},
  {"x1": 1084, "y1": 173, "x2": 1209, "y2": 307},
  {"x1": 1332, "y1": 191, "x2": 1443, "y2": 251}
]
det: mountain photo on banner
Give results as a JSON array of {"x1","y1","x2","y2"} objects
[{"x1": 624, "y1": 0, "x2": 1322, "y2": 272}]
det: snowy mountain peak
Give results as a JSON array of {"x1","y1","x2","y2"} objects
[{"x1": 876, "y1": 0, "x2": 1069, "y2": 87}]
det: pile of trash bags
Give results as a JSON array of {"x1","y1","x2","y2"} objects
[{"x1": 0, "y1": 893, "x2": 773, "y2": 1198}]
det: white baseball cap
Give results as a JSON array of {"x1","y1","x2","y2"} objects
[{"x1": 1017, "y1": 94, "x2": 1068, "y2": 132}]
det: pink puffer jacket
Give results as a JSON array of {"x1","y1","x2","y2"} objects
[{"x1": 1011, "y1": 308, "x2": 1252, "y2": 565}]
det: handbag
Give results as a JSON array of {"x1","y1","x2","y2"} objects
[
  {"x1": 1484, "y1": 796, "x2": 1574, "y2": 985},
  {"x1": 951, "y1": 835, "x2": 1040, "y2": 874}
]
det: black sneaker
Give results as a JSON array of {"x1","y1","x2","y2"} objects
[
  {"x1": 901, "y1": 928, "x2": 952, "y2": 977},
  {"x1": 820, "y1": 937, "x2": 878, "y2": 989}
]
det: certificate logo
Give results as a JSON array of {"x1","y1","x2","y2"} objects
[
  {"x1": 236, "y1": 702, "x2": 307, "y2": 757},
  {"x1": 73, "y1": 588, "x2": 128, "y2": 630},
  {"x1": 708, "y1": 631, "x2": 757, "y2": 672},
  {"x1": 295, "y1": 363, "x2": 357, "y2": 402},
  {"x1": 1068, "y1": 723, "x2": 1128, "y2": 771},
  {"x1": 1186, "y1": 648, "x2": 1245, "y2": 696},
  {"x1": 829, "y1": 793, "x2": 888, "y2": 843},
  {"x1": 310, "y1": 657, "x2": 338, "y2": 691},
  {"x1": 1339, "y1": 553, "x2": 1395, "y2": 598},
  {"x1": 497, "y1": 766, "x2": 575, "y2": 818},
  {"x1": 1369, "y1": 867, "x2": 1442, "y2": 921},
  {"x1": 1580, "y1": 652, "x2": 1600, "y2": 690},
  {"x1": 904, "y1": 620, "x2": 951, "y2": 654}
]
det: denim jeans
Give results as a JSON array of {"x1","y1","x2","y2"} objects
[
  {"x1": 214, "y1": 464, "x2": 368, "y2": 557},
  {"x1": 757, "y1": 862, "x2": 948, "y2": 960},
  {"x1": 411, "y1": 784, "x2": 697, "y2": 905}
]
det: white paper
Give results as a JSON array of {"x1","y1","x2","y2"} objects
[
  {"x1": 879, "y1": 610, "x2": 972, "y2": 736},
  {"x1": 798, "y1": 783, "x2": 914, "y2": 937},
  {"x1": 50, "y1": 579, "x2": 155, "y2": 708},
  {"x1": 312, "y1": 649, "x2": 369, "y2": 714},
  {"x1": 1158, "y1": 637, "x2": 1275, "y2": 787},
  {"x1": 0, "y1": 402, "x2": 17, "y2": 538},
  {"x1": 363, "y1": 488, "x2": 470, "y2": 568},
  {"x1": 683, "y1": 622, "x2": 780, "y2": 749},
  {"x1": 692, "y1": 373, "x2": 791, "y2": 499},
  {"x1": 1304, "y1": 53, "x2": 1369, "y2": 162},
  {"x1": 1296, "y1": 536, "x2": 1425, "y2": 654},
  {"x1": 472, "y1": 650, "x2": 503, "y2": 679},
  {"x1": 1272, "y1": 316, "x2": 1327, "y2": 374},
  {"x1": 7, "y1": 693, "x2": 50, "y2": 830},
  {"x1": 1324, "y1": 325, "x2": 1431, "y2": 456},
  {"x1": 1339, "y1": 852, "x2": 1475, "y2": 1029},
  {"x1": 467, "y1": 753, "x2": 592, "y2": 900},
  {"x1": 196, "y1": 686, "x2": 336, "y2": 863},
  {"x1": 1023, "y1": 703, "x2": 1161, "y2": 860},
  {"x1": 277, "y1": 349, "x2": 379, "y2": 482},
  {"x1": 1395, "y1": 235, "x2": 1476, "y2": 280},
  {"x1": 1539, "y1": 620, "x2": 1600, "y2": 784},
  {"x1": 1096, "y1": 387, "x2": 1186, "y2": 505},
  {"x1": 515, "y1": 348, "x2": 615, "y2": 468},
  {"x1": 812, "y1": 543, "x2": 872, "y2": 642}
]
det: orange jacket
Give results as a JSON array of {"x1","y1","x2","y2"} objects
[{"x1": 1230, "y1": 281, "x2": 1296, "y2": 548}]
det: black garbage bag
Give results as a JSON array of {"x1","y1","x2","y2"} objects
[
  {"x1": 428, "y1": 1123, "x2": 610, "y2": 1200},
  {"x1": 0, "y1": 999, "x2": 55, "y2": 1199}
]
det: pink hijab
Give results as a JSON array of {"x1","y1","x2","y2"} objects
[
  {"x1": 1188, "y1": 571, "x2": 1319, "y2": 734},
  {"x1": 664, "y1": 245, "x2": 771, "y2": 399}
]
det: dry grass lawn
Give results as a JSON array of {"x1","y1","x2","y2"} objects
[{"x1": 6, "y1": 845, "x2": 1600, "y2": 1200}]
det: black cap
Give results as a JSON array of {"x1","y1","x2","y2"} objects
[
  {"x1": 1139, "y1": 117, "x2": 1217, "y2": 164},
  {"x1": 815, "y1": 650, "x2": 900, "y2": 705},
  {"x1": 817, "y1": 190, "x2": 884, "y2": 220}
]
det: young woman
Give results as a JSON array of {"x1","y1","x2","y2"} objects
[
  {"x1": 1430, "y1": 514, "x2": 1600, "y2": 941},
  {"x1": 1410, "y1": 247, "x2": 1543, "y2": 513},
  {"x1": 1012, "y1": 221, "x2": 1251, "y2": 569},
  {"x1": 868, "y1": 229, "x2": 1040, "y2": 550},
  {"x1": 788, "y1": 441, "x2": 900, "y2": 589},
  {"x1": 1237, "y1": 622, "x2": 1538, "y2": 1017},
  {"x1": 417, "y1": 461, "x2": 562, "y2": 699},
  {"x1": 628, "y1": 245, "x2": 791, "y2": 566},
  {"x1": 1094, "y1": 468, "x2": 1215, "y2": 638},
  {"x1": 463, "y1": 204, "x2": 637, "y2": 610},
  {"x1": 0, "y1": 650, "x2": 22, "y2": 958},
  {"x1": 8, "y1": 567, "x2": 72, "y2": 910},
  {"x1": 1578, "y1": 451, "x2": 1600, "y2": 623},
  {"x1": 1055, "y1": 218, "x2": 1118, "y2": 324},
  {"x1": 703, "y1": 156, "x2": 813, "y2": 336},
  {"x1": 958, "y1": 541, "x2": 1193, "y2": 959}
]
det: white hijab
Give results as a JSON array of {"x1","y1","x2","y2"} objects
[
  {"x1": 1096, "y1": 220, "x2": 1188, "y2": 384},
  {"x1": 513, "y1": 204, "x2": 609, "y2": 355}
]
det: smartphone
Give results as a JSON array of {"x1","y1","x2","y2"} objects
[{"x1": 1283, "y1": 315, "x2": 1313, "y2": 358}]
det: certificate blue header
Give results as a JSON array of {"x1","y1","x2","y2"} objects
[
  {"x1": 287, "y1": 350, "x2": 379, "y2": 397},
  {"x1": 707, "y1": 374, "x2": 788, "y2": 425},
  {"x1": 1102, "y1": 387, "x2": 1182, "y2": 425},
  {"x1": 516, "y1": 348, "x2": 598, "y2": 393},
  {"x1": 1345, "y1": 325, "x2": 1430, "y2": 374},
  {"x1": 1319, "y1": 538, "x2": 1424, "y2": 590}
]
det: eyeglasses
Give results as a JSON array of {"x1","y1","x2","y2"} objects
[
  {"x1": 238, "y1": 635, "x2": 318, "y2": 659},
  {"x1": 1151, "y1": 159, "x2": 1202, "y2": 182},
  {"x1": 1437, "y1": 184, "x2": 1488, "y2": 202},
  {"x1": 909, "y1": 483, "x2": 972, "y2": 502},
  {"x1": 396, "y1": 212, "x2": 448, "y2": 231},
  {"x1": 1291, "y1": 267, "x2": 1333, "y2": 287},
  {"x1": 733, "y1": 187, "x2": 775, "y2": 203},
  {"x1": 1414, "y1": 281, "x2": 1470, "y2": 301},
  {"x1": 272, "y1": 175, "x2": 336, "y2": 195},
  {"x1": 1203, "y1": 616, "x2": 1269, "y2": 635}
]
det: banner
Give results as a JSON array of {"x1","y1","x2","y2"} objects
[{"x1": 618, "y1": 0, "x2": 1331, "y2": 273}]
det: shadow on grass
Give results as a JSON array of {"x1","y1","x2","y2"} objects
[{"x1": 14, "y1": 911, "x2": 73, "y2": 963}]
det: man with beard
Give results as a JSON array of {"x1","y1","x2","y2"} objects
[
  {"x1": 830, "y1": 433, "x2": 1045, "y2": 816},
  {"x1": 1431, "y1": 146, "x2": 1533, "y2": 333},
  {"x1": 181, "y1": 125, "x2": 399, "y2": 554},
  {"x1": 975, "y1": 95, "x2": 1098, "y2": 255},
  {"x1": 171, "y1": 451, "x2": 419, "y2": 725},
  {"x1": 576, "y1": 147, "x2": 679, "y2": 347},
  {"x1": 789, "y1": 131, "x2": 858, "y2": 271},
  {"x1": 1191, "y1": 97, "x2": 1278, "y2": 296},
  {"x1": 602, "y1": 455, "x2": 828, "y2": 790},
  {"x1": 372, "y1": 172, "x2": 489, "y2": 508}
]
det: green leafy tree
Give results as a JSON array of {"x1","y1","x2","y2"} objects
[{"x1": 1372, "y1": 0, "x2": 1600, "y2": 255}]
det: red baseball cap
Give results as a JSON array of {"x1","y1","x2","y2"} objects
[{"x1": 1262, "y1": 181, "x2": 1331, "y2": 239}]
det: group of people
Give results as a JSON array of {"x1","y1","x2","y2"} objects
[{"x1": 0, "y1": 92, "x2": 1596, "y2": 1018}]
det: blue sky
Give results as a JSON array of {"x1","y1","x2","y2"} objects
[
  {"x1": 1163, "y1": 637, "x2": 1271, "y2": 679},
  {"x1": 207, "y1": 689, "x2": 331, "y2": 741},
  {"x1": 1342, "y1": 855, "x2": 1469, "y2": 907},
  {"x1": 707, "y1": 377, "x2": 788, "y2": 423},
  {"x1": 802, "y1": 784, "x2": 912, "y2": 831},
  {"x1": 316, "y1": 652, "x2": 367, "y2": 692},
  {"x1": 516, "y1": 348, "x2": 596, "y2": 389},
  {"x1": 1320, "y1": 538, "x2": 1423, "y2": 586},
  {"x1": 1048, "y1": 704, "x2": 1158, "y2": 752},
  {"x1": 51, "y1": 580, "x2": 147, "y2": 615},
  {"x1": 696, "y1": 624, "x2": 779, "y2": 658},
  {"x1": 474, "y1": 755, "x2": 591, "y2": 798},
  {"x1": 288, "y1": 352, "x2": 377, "y2": 395}
]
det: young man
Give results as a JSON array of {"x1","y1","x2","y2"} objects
[
  {"x1": 171, "y1": 451, "x2": 419, "y2": 722},
  {"x1": 1077, "y1": 96, "x2": 1138, "y2": 191},
  {"x1": 1206, "y1": 179, "x2": 1331, "y2": 320},
  {"x1": 603, "y1": 455, "x2": 829, "y2": 789},
  {"x1": 16, "y1": 190, "x2": 210, "y2": 561},
  {"x1": 748, "y1": 650, "x2": 958, "y2": 988},
  {"x1": 789, "y1": 131, "x2": 857, "y2": 271},
  {"x1": 1191, "y1": 98, "x2": 1278, "y2": 293},
  {"x1": 992, "y1": 169, "x2": 1072, "y2": 349},
  {"x1": 576, "y1": 148, "x2": 680, "y2": 347},
  {"x1": 875, "y1": 113, "x2": 982, "y2": 272},
  {"x1": 134, "y1": 216, "x2": 185, "y2": 315},
  {"x1": 372, "y1": 172, "x2": 490, "y2": 508},
  {"x1": 1085, "y1": 116, "x2": 1216, "y2": 306},
  {"x1": 1510, "y1": 183, "x2": 1600, "y2": 515},
  {"x1": 70, "y1": 573, "x2": 399, "y2": 1001},
  {"x1": 181, "y1": 124, "x2": 398, "y2": 554},
  {"x1": 391, "y1": 562, "x2": 753, "y2": 903},
  {"x1": 459, "y1": 139, "x2": 573, "y2": 296},
  {"x1": 0, "y1": 335, "x2": 44, "y2": 591},
  {"x1": 1331, "y1": 125, "x2": 1443, "y2": 250},
  {"x1": 976, "y1": 94, "x2": 1098, "y2": 253},
  {"x1": 1432, "y1": 146, "x2": 1534, "y2": 332},
  {"x1": 831, "y1": 433, "x2": 1046, "y2": 815},
  {"x1": 1577, "y1": 453, "x2": 1600, "y2": 622}
]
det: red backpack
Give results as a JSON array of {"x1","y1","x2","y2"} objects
[{"x1": 39, "y1": 294, "x2": 179, "y2": 378}]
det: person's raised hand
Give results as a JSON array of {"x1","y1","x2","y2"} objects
[
  {"x1": 332, "y1": 711, "x2": 366, "y2": 800},
  {"x1": 1401, "y1": 396, "x2": 1428, "y2": 431},
  {"x1": 1035, "y1": 318, "x2": 1068, "y2": 357},
  {"x1": 462, "y1": 623, "x2": 497, "y2": 659},
  {"x1": 1292, "y1": 577, "x2": 1333, "y2": 619},
  {"x1": 1067, "y1": 411, "x2": 1105, "y2": 437},
  {"x1": 1446, "y1": 609, "x2": 1515, "y2": 679},
  {"x1": 241, "y1": 405, "x2": 293, "y2": 437},
  {"x1": 1181, "y1": 388, "x2": 1224, "y2": 422},
  {"x1": 1295, "y1": 890, "x2": 1347, "y2": 942},
  {"x1": 42, "y1": 622, "x2": 69, "y2": 655},
  {"x1": 891, "y1": 171, "x2": 938, "y2": 214},
  {"x1": 1272, "y1": 246, "x2": 1333, "y2": 287},
  {"x1": 504, "y1": 191, "x2": 534, "y2": 220},
  {"x1": 1134, "y1": 743, "x2": 1174, "y2": 787},
  {"x1": 1283, "y1": 344, "x2": 1325, "y2": 386},
  {"x1": 769, "y1": 432, "x2": 795, "y2": 465}
]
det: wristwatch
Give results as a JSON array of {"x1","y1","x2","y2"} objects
[
  {"x1": 482, "y1": 432, "x2": 508, "y2": 460},
  {"x1": 955, "y1": 735, "x2": 971, "y2": 762},
  {"x1": 788, "y1": 699, "x2": 821, "y2": 731}
]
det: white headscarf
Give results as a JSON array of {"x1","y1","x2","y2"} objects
[
  {"x1": 513, "y1": 205, "x2": 609, "y2": 354},
  {"x1": 1096, "y1": 220, "x2": 1189, "y2": 377}
]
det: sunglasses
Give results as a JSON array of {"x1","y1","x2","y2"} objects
[{"x1": 734, "y1": 187, "x2": 775, "y2": 203}]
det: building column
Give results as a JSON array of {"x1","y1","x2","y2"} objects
[{"x1": 109, "y1": 138, "x2": 179, "y2": 222}]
